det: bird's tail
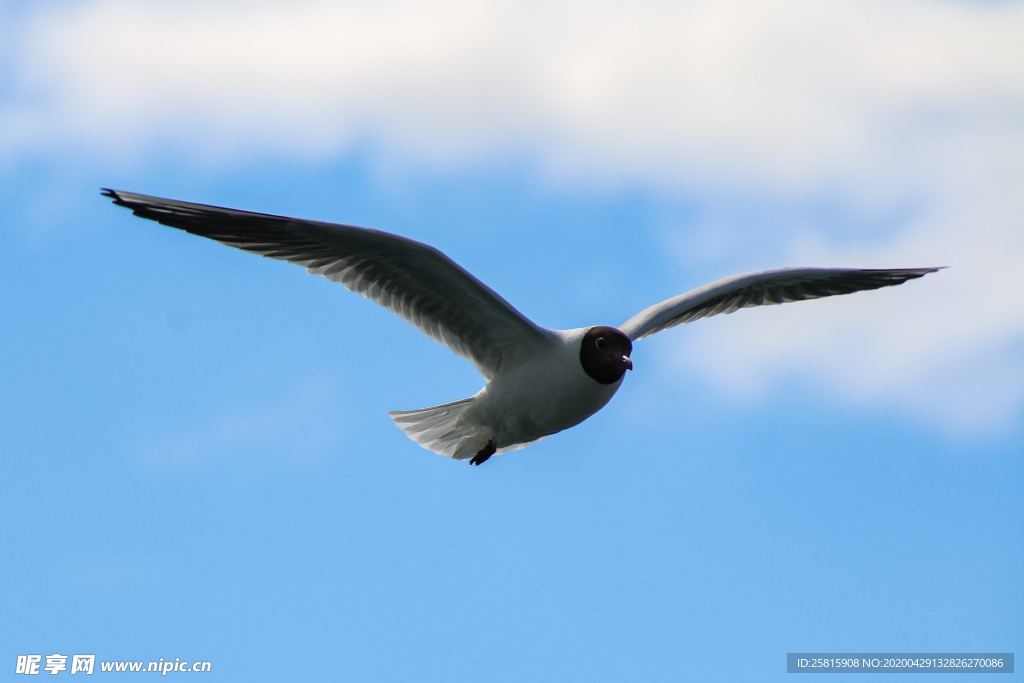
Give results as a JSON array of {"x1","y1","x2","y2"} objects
[{"x1": 389, "y1": 397, "x2": 493, "y2": 460}]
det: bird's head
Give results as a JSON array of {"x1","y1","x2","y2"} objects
[{"x1": 580, "y1": 326, "x2": 633, "y2": 384}]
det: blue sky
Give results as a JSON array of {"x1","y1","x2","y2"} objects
[{"x1": 2, "y1": 1, "x2": 1022, "y2": 681}]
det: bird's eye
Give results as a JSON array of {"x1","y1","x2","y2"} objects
[{"x1": 595, "y1": 337, "x2": 606, "y2": 349}]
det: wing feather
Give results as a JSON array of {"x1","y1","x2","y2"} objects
[
  {"x1": 620, "y1": 267, "x2": 942, "y2": 341},
  {"x1": 103, "y1": 189, "x2": 555, "y2": 377}
]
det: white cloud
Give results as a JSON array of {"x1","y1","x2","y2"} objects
[
  {"x1": 666, "y1": 122, "x2": 1024, "y2": 434},
  {"x1": 4, "y1": 0, "x2": 1023, "y2": 432},
  {"x1": 8, "y1": 0, "x2": 1021, "y2": 187}
]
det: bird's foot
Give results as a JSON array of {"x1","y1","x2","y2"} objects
[{"x1": 469, "y1": 439, "x2": 496, "y2": 466}]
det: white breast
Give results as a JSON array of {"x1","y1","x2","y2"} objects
[{"x1": 468, "y1": 328, "x2": 624, "y2": 449}]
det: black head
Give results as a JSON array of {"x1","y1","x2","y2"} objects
[{"x1": 579, "y1": 326, "x2": 633, "y2": 384}]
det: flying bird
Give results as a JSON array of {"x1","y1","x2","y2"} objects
[{"x1": 103, "y1": 189, "x2": 940, "y2": 465}]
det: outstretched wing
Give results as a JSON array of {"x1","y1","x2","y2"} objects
[
  {"x1": 103, "y1": 189, "x2": 556, "y2": 378},
  {"x1": 620, "y1": 267, "x2": 941, "y2": 341}
]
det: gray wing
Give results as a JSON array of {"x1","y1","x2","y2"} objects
[
  {"x1": 103, "y1": 189, "x2": 556, "y2": 378},
  {"x1": 620, "y1": 267, "x2": 942, "y2": 341}
]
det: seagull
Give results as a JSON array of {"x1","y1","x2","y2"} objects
[{"x1": 103, "y1": 189, "x2": 940, "y2": 465}]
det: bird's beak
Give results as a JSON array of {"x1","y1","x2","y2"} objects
[{"x1": 622, "y1": 355, "x2": 633, "y2": 371}]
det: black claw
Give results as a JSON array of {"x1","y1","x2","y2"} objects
[{"x1": 469, "y1": 439, "x2": 496, "y2": 466}]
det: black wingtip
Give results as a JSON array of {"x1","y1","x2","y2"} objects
[
  {"x1": 101, "y1": 188, "x2": 124, "y2": 204},
  {"x1": 917, "y1": 266, "x2": 948, "y2": 277},
  {"x1": 892, "y1": 266, "x2": 945, "y2": 280}
]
